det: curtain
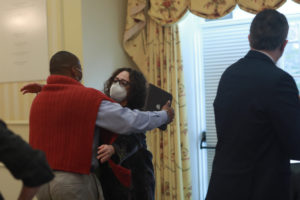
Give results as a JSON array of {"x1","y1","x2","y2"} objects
[
  {"x1": 123, "y1": 0, "x2": 147, "y2": 71},
  {"x1": 147, "y1": 0, "x2": 293, "y2": 25},
  {"x1": 145, "y1": 18, "x2": 191, "y2": 199},
  {"x1": 124, "y1": 1, "x2": 192, "y2": 199},
  {"x1": 238, "y1": 0, "x2": 286, "y2": 14}
]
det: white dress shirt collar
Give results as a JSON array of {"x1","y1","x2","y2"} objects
[{"x1": 252, "y1": 49, "x2": 275, "y2": 63}]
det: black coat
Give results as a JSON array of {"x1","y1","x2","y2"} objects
[
  {"x1": 0, "y1": 120, "x2": 54, "y2": 199},
  {"x1": 98, "y1": 133, "x2": 155, "y2": 200},
  {"x1": 206, "y1": 50, "x2": 300, "y2": 200}
]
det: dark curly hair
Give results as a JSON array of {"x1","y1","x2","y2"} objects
[{"x1": 104, "y1": 68, "x2": 147, "y2": 110}]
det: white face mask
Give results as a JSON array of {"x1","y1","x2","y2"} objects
[{"x1": 109, "y1": 82, "x2": 127, "y2": 102}]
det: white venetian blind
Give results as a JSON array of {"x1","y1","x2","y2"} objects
[{"x1": 201, "y1": 18, "x2": 251, "y2": 177}]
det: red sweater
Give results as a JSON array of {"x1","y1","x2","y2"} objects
[{"x1": 29, "y1": 75, "x2": 111, "y2": 174}]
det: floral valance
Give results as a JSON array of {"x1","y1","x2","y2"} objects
[
  {"x1": 147, "y1": 0, "x2": 300, "y2": 25},
  {"x1": 123, "y1": 0, "x2": 300, "y2": 70}
]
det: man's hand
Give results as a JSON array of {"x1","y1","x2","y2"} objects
[
  {"x1": 162, "y1": 100, "x2": 174, "y2": 123},
  {"x1": 18, "y1": 185, "x2": 40, "y2": 200},
  {"x1": 97, "y1": 144, "x2": 115, "y2": 163},
  {"x1": 20, "y1": 83, "x2": 44, "y2": 94}
]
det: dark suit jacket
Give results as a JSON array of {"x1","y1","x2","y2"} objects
[{"x1": 206, "y1": 50, "x2": 300, "y2": 200}]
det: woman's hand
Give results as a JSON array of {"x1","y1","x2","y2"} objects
[
  {"x1": 97, "y1": 144, "x2": 115, "y2": 163},
  {"x1": 20, "y1": 83, "x2": 44, "y2": 94},
  {"x1": 162, "y1": 100, "x2": 174, "y2": 123}
]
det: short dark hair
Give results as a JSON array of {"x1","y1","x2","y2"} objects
[
  {"x1": 249, "y1": 9, "x2": 289, "y2": 51},
  {"x1": 50, "y1": 51, "x2": 79, "y2": 74},
  {"x1": 104, "y1": 68, "x2": 147, "y2": 110}
]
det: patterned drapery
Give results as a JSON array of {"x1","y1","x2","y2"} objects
[
  {"x1": 124, "y1": 1, "x2": 192, "y2": 199},
  {"x1": 145, "y1": 18, "x2": 192, "y2": 199},
  {"x1": 123, "y1": 0, "x2": 300, "y2": 199},
  {"x1": 147, "y1": 0, "x2": 299, "y2": 25},
  {"x1": 124, "y1": 0, "x2": 147, "y2": 74},
  {"x1": 238, "y1": 0, "x2": 286, "y2": 14},
  {"x1": 148, "y1": 0, "x2": 189, "y2": 24},
  {"x1": 189, "y1": 0, "x2": 236, "y2": 19}
]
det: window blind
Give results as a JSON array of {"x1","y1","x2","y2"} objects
[{"x1": 201, "y1": 19, "x2": 251, "y2": 177}]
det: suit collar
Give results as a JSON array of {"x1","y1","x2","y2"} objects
[{"x1": 245, "y1": 50, "x2": 275, "y2": 64}]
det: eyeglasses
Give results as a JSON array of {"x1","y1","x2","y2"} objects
[
  {"x1": 113, "y1": 78, "x2": 130, "y2": 87},
  {"x1": 74, "y1": 67, "x2": 82, "y2": 73}
]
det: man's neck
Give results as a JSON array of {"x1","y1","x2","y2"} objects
[
  {"x1": 51, "y1": 72, "x2": 77, "y2": 81},
  {"x1": 252, "y1": 49, "x2": 275, "y2": 63},
  {"x1": 251, "y1": 48, "x2": 282, "y2": 63}
]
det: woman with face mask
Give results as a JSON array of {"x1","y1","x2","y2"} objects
[{"x1": 97, "y1": 67, "x2": 155, "y2": 200}]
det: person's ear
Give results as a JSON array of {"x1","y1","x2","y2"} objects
[
  {"x1": 71, "y1": 67, "x2": 82, "y2": 82},
  {"x1": 280, "y1": 40, "x2": 288, "y2": 52},
  {"x1": 248, "y1": 35, "x2": 253, "y2": 49},
  {"x1": 71, "y1": 67, "x2": 77, "y2": 78}
]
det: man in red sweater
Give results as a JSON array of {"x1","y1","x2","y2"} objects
[{"x1": 28, "y1": 51, "x2": 174, "y2": 200}]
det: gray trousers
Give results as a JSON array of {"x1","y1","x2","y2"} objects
[{"x1": 36, "y1": 171, "x2": 105, "y2": 200}]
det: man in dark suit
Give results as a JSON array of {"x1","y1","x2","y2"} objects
[{"x1": 206, "y1": 9, "x2": 300, "y2": 200}]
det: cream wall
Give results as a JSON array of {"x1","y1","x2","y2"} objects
[
  {"x1": 82, "y1": 0, "x2": 134, "y2": 90},
  {"x1": 1, "y1": 0, "x2": 83, "y2": 198},
  {"x1": 1, "y1": 0, "x2": 133, "y2": 199}
]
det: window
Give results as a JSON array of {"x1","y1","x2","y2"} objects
[
  {"x1": 280, "y1": 17, "x2": 300, "y2": 88},
  {"x1": 180, "y1": 1, "x2": 300, "y2": 199}
]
